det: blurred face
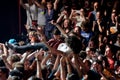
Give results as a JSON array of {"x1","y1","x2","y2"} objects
[
  {"x1": 96, "y1": 12, "x2": 101, "y2": 19},
  {"x1": 74, "y1": 27, "x2": 80, "y2": 34},
  {"x1": 111, "y1": 13, "x2": 116, "y2": 21},
  {"x1": 28, "y1": 0, "x2": 34, "y2": 5},
  {"x1": 84, "y1": 0, "x2": 89, "y2": 7},
  {"x1": 64, "y1": 19, "x2": 69, "y2": 28},
  {"x1": 83, "y1": 60, "x2": 91, "y2": 70},
  {"x1": 94, "y1": 2, "x2": 99, "y2": 10},
  {"x1": 105, "y1": 47, "x2": 112, "y2": 57},
  {"x1": 88, "y1": 41, "x2": 95, "y2": 48},
  {"x1": 47, "y1": 2, "x2": 52, "y2": 9}
]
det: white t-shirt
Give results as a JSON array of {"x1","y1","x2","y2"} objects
[
  {"x1": 25, "y1": 4, "x2": 38, "y2": 26},
  {"x1": 37, "y1": 8, "x2": 46, "y2": 26}
]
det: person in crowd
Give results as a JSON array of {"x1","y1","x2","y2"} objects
[
  {"x1": 20, "y1": 0, "x2": 38, "y2": 27},
  {"x1": 1, "y1": 0, "x2": 120, "y2": 80}
]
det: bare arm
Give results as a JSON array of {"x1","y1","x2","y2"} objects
[
  {"x1": 65, "y1": 57, "x2": 72, "y2": 75},
  {"x1": 0, "y1": 43, "x2": 8, "y2": 56},
  {"x1": 20, "y1": 52, "x2": 29, "y2": 63},
  {"x1": 56, "y1": 13, "x2": 64, "y2": 24},
  {"x1": 73, "y1": 54, "x2": 82, "y2": 78},
  {"x1": 69, "y1": 9, "x2": 76, "y2": 20},
  {"x1": 36, "y1": 54, "x2": 43, "y2": 79},
  {"x1": 60, "y1": 57, "x2": 66, "y2": 80},
  {"x1": 52, "y1": 55, "x2": 60, "y2": 70},
  {"x1": 53, "y1": 0, "x2": 59, "y2": 10},
  {"x1": 41, "y1": 53, "x2": 51, "y2": 68},
  {"x1": 34, "y1": 0, "x2": 45, "y2": 9},
  {"x1": 27, "y1": 50, "x2": 38, "y2": 60}
]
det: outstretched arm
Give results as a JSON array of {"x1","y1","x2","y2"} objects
[
  {"x1": 35, "y1": 50, "x2": 43, "y2": 79},
  {"x1": 34, "y1": 0, "x2": 45, "y2": 9},
  {"x1": 53, "y1": 0, "x2": 59, "y2": 10},
  {"x1": 60, "y1": 56, "x2": 66, "y2": 80},
  {"x1": 0, "y1": 43, "x2": 8, "y2": 56}
]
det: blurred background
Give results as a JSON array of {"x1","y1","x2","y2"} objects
[{"x1": 0, "y1": 0, "x2": 27, "y2": 42}]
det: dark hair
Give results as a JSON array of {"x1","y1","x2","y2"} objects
[
  {"x1": 9, "y1": 69, "x2": 23, "y2": 80},
  {"x1": 65, "y1": 35, "x2": 82, "y2": 54},
  {"x1": 53, "y1": 29, "x2": 61, "y2": 35},
  {"x1": 0, "y1": 67, "x2": 9, "y2": 77},
  {"x1": 7, "y1": 54, "x2": 21, "y2": 63}
]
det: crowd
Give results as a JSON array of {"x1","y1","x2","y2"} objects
[{"x1": 0, "y1": 0, "x2": 120, "y2": 80}]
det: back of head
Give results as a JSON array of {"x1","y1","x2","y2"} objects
[
  {"x1": 7, "y1": 54, "x2": 21, "y2": 63},
  {"x1": 9, "y1": 69, "x2": 23, "y2": 80},
  {"x1": 65, "y1": 35, "x2": 82, "y2": 54},
  {"x1": 53, "y1": 29, "x2": 61, "y2": 35}
]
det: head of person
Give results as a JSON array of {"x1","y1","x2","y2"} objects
[
  {"x1": 28, "y1": 0, "x2": 34, "y2": 5},
  {"x1": 46, "y1": 1, "x2": 53, "y2": 10},
  {"x1": 52, "y1": 29, "x2": 61, "y2": 39},
  {"x1": 0, "y1": 67, "x2": 9, "y2": 79},
  {"x1": 65, "y1": 35, "x2": 82, "y2": 54},
  {"x1": 8, "y1": 69, "x2": 23, "y2": 80},
  {"x1": 96, "y1": 11, "x2": 102, "y2": 20},
  {"x1": 92, "y1": 60, "x2": 104, "y2": 72},
  {"x1": 93, "y1": 2, "x2": 99, "y2": 11},
  {"x1": 84, "y1": 0, "x2": 90, "y2": 8},
  {"x1": 62, "y1": 5, "x2": 70, "y2": 15},
  {"x1": 73, "y1": 26, "x2": 81, "y2": 35},
  {"x1": 105, "y1": 46, "x2": 113, "y2": 58},
  {"x1": 83, "y1": 59, "x2": 92, "y2": 71},
  {"x1": 7, "y1": 54, "x2": 21, "y2": 66},
  {"x1": 63, "y1": 18, "x2": 71, "y2": 28},
  {"x1": 81, "y1": 21, "x2": 90, "y2": 32},
  {"x1": 28, "y1": 31, "x2": 39, "y2": 43}
]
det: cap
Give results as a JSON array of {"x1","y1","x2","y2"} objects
[{"x1": 8, "y1": 39, "x2": 17, "y2": 45}]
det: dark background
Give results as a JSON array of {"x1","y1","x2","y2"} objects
[{"x1": 0, "y1": 0, "x2": 27, "y2": 43}]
